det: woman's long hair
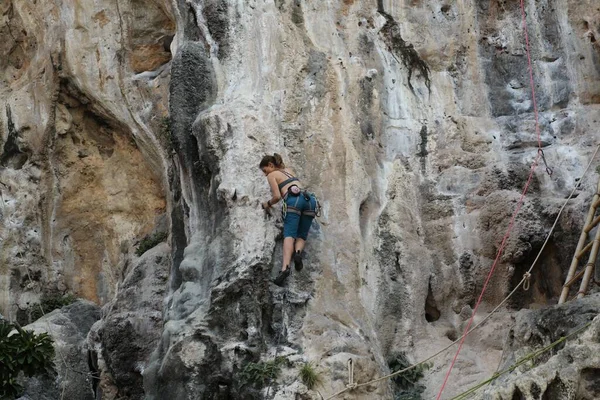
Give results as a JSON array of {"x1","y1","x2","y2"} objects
[{"x1": 259, "y1": 153, "x2": 285, "y2": 169}]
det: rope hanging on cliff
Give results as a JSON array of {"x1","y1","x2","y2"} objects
[
  {"x1": 323, "y1": 143, "x2": 600, "y2": 400},
  {"x1": 434, "y1": 1, "x2": 553, "y2": 397}
]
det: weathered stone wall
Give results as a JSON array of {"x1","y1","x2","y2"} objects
[
  {"x1": 18, "y1": 300, "x2": 101, "y2": 400},
  {"x1": 482, "y1": 294, "x2": 600, "y2": 400},
  {"x1": 0, "y1": 0, "x2": 171, "y2": 316},
  {"x1": 148, "y1": 1, "x2": 600, "y2": 398},
  {"x1": 1, "y1": 0, "x2": 600, "y2": 399}
]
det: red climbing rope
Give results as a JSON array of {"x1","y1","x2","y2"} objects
[{"x1": 435, "y1": 1, "x2": 546, "y2": 398}]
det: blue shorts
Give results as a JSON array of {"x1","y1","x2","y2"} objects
[{"x1": 283, "y1": 193, "x2": 317, "y2": 240}]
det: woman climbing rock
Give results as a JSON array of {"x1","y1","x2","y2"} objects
[{"x1": 260, "y1": 153, "x2": 318, "y2": 286}]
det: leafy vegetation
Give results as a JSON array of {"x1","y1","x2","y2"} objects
[
  {"x1": 299, "y1": 363, "x2": 322, "y2": 390},
  {"x1": 388, "y1": 352, "x2": 432, "y2": 400},
  {"x1": 30, "y1": 293, "x2": 77, "y2": 322},
  {"x1": 135, "y1": 231, "x2": 168, "y2": 256},
  {"x1": 240, "y1": 357, "x2": 286, "y2": 388},
  {"x1": 0, "y1": 320, "x2": 55, "y2": 398}
]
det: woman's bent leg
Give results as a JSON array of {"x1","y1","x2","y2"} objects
[
  {"x1": 297, "y1": 215, "x2": 314, "y2": 243},
  {"x1": 282, "y1": 209, "x2": 301, "y2": 271},
  {"x1": 294, "y1": 213, "x2": 314, "y2": 271},
  {"x1": 294, "y1": 238, "x2": 306, "y2": 253},
  {"x1": 282, "y1": 237, "x2": 295, "y2": 271}
]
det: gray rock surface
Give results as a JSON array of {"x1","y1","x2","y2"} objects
[
  {"x1": 18, "y1": 300, "x2": 101, "y2": 400},
  {"x1": 480, "y1": 294, "x2": 600, "y2": 400},
  {"x1": 149, "y1": 1, "x2": 600, "y2": 398},
  {"x1": 1, "y1": 0, "x2": 600, "y2": 399},
  {"x1": 88, "y1": 242, "x2": 170, "y2": 400},
  {"x1": 0, "y1": 0, "x2": 170, "y2": 314}
]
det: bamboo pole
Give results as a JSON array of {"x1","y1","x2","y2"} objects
[
  {"x1": 577, "y1": 235, "x2": 600, "y2": 299},
  {"x1": 564, "y1": 268, "x2": 586, "y2": 288},
  {"x1": 559, "y1": 179, "x2": 600, "y2": 303},
  {"x1": 575, "y1": 240, "x2": 594, "y2": 260},
  {"x1": 584, "y1": 215, "x2": 600, "y2": 233}
]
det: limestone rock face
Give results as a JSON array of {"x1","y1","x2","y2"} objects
[
  {"x1": 88, "y1": 242, "x2": 170, "y2": 400},
  {"x1": 17, "y1": 300, "x2": 101, "y2": 400},
  {"x1": 149, "y1": 0, "x2": 600, "y2": 399},
  {"x1": 481, "y1": 294, "x2": 600, "y2": 400},
  {"x1": 0, "y1": 0, "x2": 170, "y2": 315},
  {"x1": 1, "y1": 0, "x2": 600, "y2": 399}
]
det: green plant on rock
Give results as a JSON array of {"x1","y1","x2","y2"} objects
[
  {"x1": 388, "y1": 352, "x2": 432, "y2": 400},
  {"x1": 135, "y1": 231, "x2": 168, "y2": 256},
  {"x1": 0, "y1": 320, "x2": 55, "y2": 398},
  {"x1": 30, "y1": 293, "x2": 77, "y2": 322},
  {"x1": 240, "y1": 357, "x2": 286, "y2": 388},
  {"x1": 299, "y1": 362, "x2": 322, "y2": 390}
]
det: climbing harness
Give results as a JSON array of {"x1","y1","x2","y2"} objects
[
  {"x1": 275, "y1": 170, "x2": 322, "y2": 220},
  {"x1": 280, "y1": 187, "x2": 321, "y2": 220},
  {"x1": 283, "y1": 191, "x2": 319, "y2": 218}
]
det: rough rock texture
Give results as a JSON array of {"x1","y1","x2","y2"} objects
[
  {"x1": 17, "y1": 300, "x2": 101, "y2": 400},
  {"x1": 481, "y1": 294, "x2": 600, "y2": 400},
  {"x1": 147, "y1": 1, "x2": 600, "y2": 399},
  {"x1": 0, "y1": 0, "x2": 171, "y2": 317},
  {"x1": 1, "y1": 0, "x2": 600, "y2": 399},
  {"x1": 88, "y1": 242, "x2": 170, "y2": 400}
]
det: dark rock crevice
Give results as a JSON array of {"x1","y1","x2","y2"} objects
[
  {"x1": 377, "y1": 5, "x2": 431, "y2": 95},
  {"x1": 424, "y1": 281, "x2": 441, "y2": 322},
  {"x1": 577, "y1": 368, "x2": 600, "y2": 399},
  {"x1": 509, "y1": 240, "x2": 563, "y2": 309},
  {"x1": 169, "y1": 41, "x2": 217, "y2": 203},
  {"x1": 542, "y1": 376, "x2": 569, "y2": 399},
  {"x1": 169, "y1": 162, "x2": 186, "y2": 291},
  {"x1": 87, "y1": 349, "x2": 100, "y2": 398},
  {"x1": 1, "y1": 105, "x2": 28, "y2": 169},
  {"x1": 358, "y1": 75, "x2": 376, "y2": 140}
]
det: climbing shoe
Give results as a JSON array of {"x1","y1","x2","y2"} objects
[
  {"x1": 274, "y1": 268, "x2": 291, "y2": 287},
  {"x1": 294, "y1": 251, "x2": 303, "y2": 271}
]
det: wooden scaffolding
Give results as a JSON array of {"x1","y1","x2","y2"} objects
[{"x1": 559, "y1": 177, "x2": 600, "y2": 303}]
